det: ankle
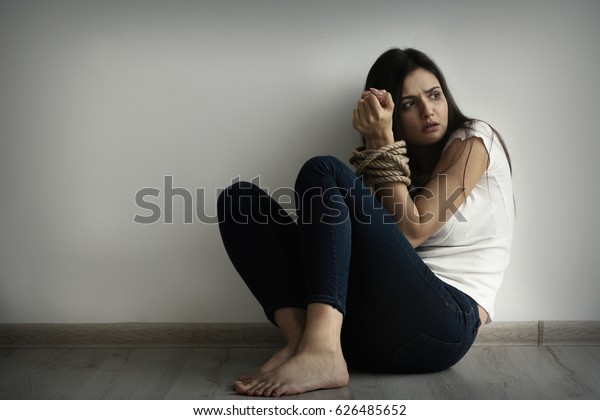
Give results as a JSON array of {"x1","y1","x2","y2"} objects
[
  {"x1": 297, "y1": 334, "x2": 342, "y2": 354},
  {"x1": 282, "y1": 339, "x2": 301, "y2": 352},
  {"x1": 299, "y1": 303, "x2": 343, "y2": 352},
  {"x1": 274, "y1": 308, "x2": 307, "y2": 345}
]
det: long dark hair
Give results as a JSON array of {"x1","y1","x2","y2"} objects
[{"x1": 363, "y1": 48, "x2": 512, "y2": 189}]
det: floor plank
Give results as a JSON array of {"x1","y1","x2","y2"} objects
[
  {"x1": 75, "y1": 348, "x2": 192, "y2": 400},
  {"x1": 1, "y1": 346, "x2": 599, "y2": 400},
  {"x1": 544, "y1": 346, "x2": 600, "y2": 398},
  {"x1": 164, "y1": 348, "x2": 230, "y2": 400},
  {"x1": 0, "y1": 348, "x2": 112, "y2": 399}
]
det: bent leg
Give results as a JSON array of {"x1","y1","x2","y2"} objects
[
  {"x1": 218, "y1": 182, "x2": 309, "y2": 381},
  {"x1": 217, "y1": 181, "x2": 305, "y2": 323},
  {"x1": 289, "y1": 156, "x2": 481, "y2": 373},
  {"x1": 232, "y1": 156, "x2": 362, "y2": 396},
  {"x1": 340, "y1": 188, "x2": 482, "y2": 373}
]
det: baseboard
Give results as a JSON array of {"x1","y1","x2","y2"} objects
[
  {"x1": 0, "y1": 323, "x2": 284, "y2": 348},
  {"x1": 0, "y1": 321, "x2": 598, "y2": 348}
]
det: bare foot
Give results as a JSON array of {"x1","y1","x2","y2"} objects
[
  {"x1": 233, "y1": 307, "x2": 305, "y2": 387},
  {"x1": 234, "y1": 344, "x2": 298, "y2": 384},
  {"x1": 233, "y1": 348, "x2": 349, "y2": 397}
]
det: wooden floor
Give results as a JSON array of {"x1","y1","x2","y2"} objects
[{"x1": 1, "y1": 345, "x2": 599, "y2": 399}]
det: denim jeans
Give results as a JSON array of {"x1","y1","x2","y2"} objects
[{"x1": 217, "y1": 156, "x2": 481, "y2": 373}]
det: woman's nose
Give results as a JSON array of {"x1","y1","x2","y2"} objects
[{"x1": 421, "y1": 101, "x2": 434, "y2": 118}]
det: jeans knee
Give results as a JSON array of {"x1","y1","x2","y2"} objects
[
  {"x1": 297, "y1": 156, "x2": 346, "y2": 185},
  {"x1": 217, "y1": 181, "x2": 260, "y2": 221},
  {"x1": 301, "y1": 155, "x2": 343, "y2": 172},
  {"x1": 220, "y1": 181, "x2": 257, "y2": 198}
]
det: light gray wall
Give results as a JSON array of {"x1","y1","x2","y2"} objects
[{"x1": 1, "y1": 0, "x2": 599, "y2": 323}]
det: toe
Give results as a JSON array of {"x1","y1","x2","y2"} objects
[
  {"x1": 236, "y1": 374, "x2": 252, "y2": 383},
  {"x1": 251, "y1": 381, "x2": 271, "y2": 397},
  {"x1": 233, "y1": 378, "x2": 256, "y2": 394},
  {"x1": 271, "y1": 384, "x2": 288, "y2": 397},
  {"x1": 232, "y1": 381, "x2": 246, "y2": 394},
  {"x1": 263, "y1": 382, "x2": 282, "y2": 397}
]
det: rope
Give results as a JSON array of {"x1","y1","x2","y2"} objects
[{"x1": 349, "y1": 141, "x2": 411, "y2": 187}]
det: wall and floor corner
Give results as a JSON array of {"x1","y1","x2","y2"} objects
[{"x1": 1, "y1": 0, "x2": 599, "y2": 331}]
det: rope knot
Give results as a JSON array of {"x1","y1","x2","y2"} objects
[{"x1": 349, "y1": 141, "x2": 411, "y2": 187}]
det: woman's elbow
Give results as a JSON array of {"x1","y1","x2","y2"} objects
[{"x1": 397, "y1": 222, "x2": 430, "y2": 249}]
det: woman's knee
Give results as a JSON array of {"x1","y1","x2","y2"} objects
[
  {"x1": 299, "y1": 155, "x2": 345, "y2": 176},
  {"x1": 296, "y1": 156, "x2": 349, "y2": 190},
  {"x1": 217, "y1": 181, "x2": 261, "y2": 221}
]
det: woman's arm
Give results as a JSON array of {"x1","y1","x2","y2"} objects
[
  {"x1": 376, "y1": 138, "x2": 488, "y2": 248},
  {"x1": 353, "y1": 90, "x2": 489, "y2": 248}
]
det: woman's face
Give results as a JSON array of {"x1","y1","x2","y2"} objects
[{"x1": 398, "y1": 68, "x2": 449, "y2": 146}]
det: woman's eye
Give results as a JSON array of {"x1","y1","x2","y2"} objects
[
  {"x1": 402, "y1": 101, "x2": 415, "y2": 110},
  {"x1": 430, "y1": 91, "x2": 441, "y2": 100}
]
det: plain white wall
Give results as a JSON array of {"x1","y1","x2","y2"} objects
[{"x1": 1, "y1": 0, "x2": 599, "y2": 323}]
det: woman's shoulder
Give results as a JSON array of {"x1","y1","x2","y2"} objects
[
  {"x1": 451, "y1": 120, "x2": 493, "y2": 140},
  {"x1": 445, "y1": 120, "x2": 496, "y2": 153},
  {"x1": 449, "y1": 120, "x2": 514, "y2": 179}
]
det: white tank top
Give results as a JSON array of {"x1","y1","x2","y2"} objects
[{"x1": 416, "y1": 121, "x2": 515, "y2": 323}]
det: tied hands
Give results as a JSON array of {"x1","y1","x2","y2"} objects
[
  {"x1": 352, "y1": 88, "x2": 395, "y2": 150},
  {"x1": 350, "y1": 88, "x2": 411, "y2": 187}
]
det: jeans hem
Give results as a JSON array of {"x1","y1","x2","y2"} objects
[{"x1": 304, "y1": 295, "x2": 345, "y2": 315}]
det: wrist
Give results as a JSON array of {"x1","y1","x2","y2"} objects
[
  {"x1": 364, "y1": 131, "x2": 395, "y2": 150},
  {"x1": 349, "y1": 140, "x2": 411, "y2": 188}
]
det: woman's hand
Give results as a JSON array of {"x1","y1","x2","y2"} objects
[{"x1": 352, "y1": 88, "x2": 395, "y2": 150}]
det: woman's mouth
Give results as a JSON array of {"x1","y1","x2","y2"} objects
[{"x1": 422, "y1": 123, "x2": 439, "y2": 133}]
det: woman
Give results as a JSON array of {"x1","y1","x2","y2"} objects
[{"x1": 217, "y1": 47, "x2": 514, "y2": 397}]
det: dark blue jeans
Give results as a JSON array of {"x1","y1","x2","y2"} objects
[{"x1": 217, "y1": 156, "x2": 481, "y2": 373}]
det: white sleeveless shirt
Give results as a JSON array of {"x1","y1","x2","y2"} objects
[{"x1": 416, "y1": 121, "x2": 515, "y2": 323}]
